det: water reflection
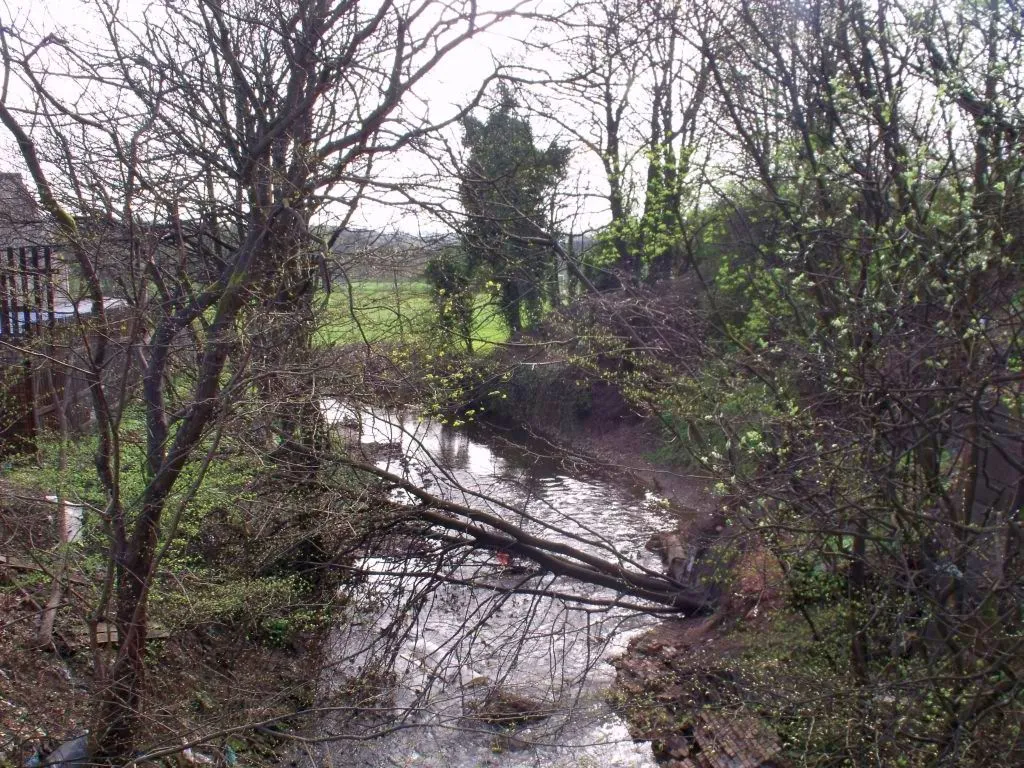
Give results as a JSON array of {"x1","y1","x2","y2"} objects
[{"x1": 317, "y1": 402, "x2": 664, "y2": 767}]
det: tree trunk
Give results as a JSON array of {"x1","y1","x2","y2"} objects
[{"x1": 90, "y1": 508, "x2": 158, "y2": 761}]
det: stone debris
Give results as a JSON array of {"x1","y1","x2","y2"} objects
[
  {"x1": 670, "y1": 710, "x2": 783, "y2": 768},
  {"x1": 467, "y1": 687, "x2": 551, "y2": 730}
]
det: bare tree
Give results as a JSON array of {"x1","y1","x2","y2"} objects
[
  {"x1": 527, "y1": 0, "x2": 714, "y2": 285},
  {"x1": 0, "y1": 0, "x2": 525, "y2": 758}
]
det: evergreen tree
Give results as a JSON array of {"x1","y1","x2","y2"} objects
[{"x1": 458, "y1": 87, "x2": 568, "y2": 333}]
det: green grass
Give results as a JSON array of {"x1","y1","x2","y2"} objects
[{"x1": 315, "y1": 279, "x2": 507, "y2": 351}]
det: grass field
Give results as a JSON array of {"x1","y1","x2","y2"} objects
[{"x1": 315, "y1": 280, "x2": 507, "y2": 351}]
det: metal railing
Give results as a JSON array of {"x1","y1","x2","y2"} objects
[{"x1": 0, "y1": 245, "x2": 57, "y2": 340}]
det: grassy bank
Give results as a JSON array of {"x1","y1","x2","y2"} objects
[
  {"x1": 0, "y1": 424, "x2": 366, "y2": 766},
  {"x1": 315, "y1": 280, "x2": 507, "y2": 351}
]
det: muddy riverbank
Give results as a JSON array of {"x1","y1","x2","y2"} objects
[
  {"x1": 315, "y1": 403, "x2": 684, "y2": 767},
  {"x1": 471, "y1": 362, "x2": 788, "y2": 767}
]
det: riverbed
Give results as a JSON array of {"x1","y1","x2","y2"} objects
[{"x1": 315, "y1": 403, "x2": 670, "y2": 767}]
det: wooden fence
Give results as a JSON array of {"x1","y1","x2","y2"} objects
[{"x1": 0, "y1": 246, "x2": 96, "y2": 454}]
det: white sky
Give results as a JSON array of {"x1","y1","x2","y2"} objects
[{"x1": 0, "y1": 0, "x2": 611, "y2": 233}]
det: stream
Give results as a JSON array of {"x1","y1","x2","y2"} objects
[{"x1": 316, "y1": 402, "x2": 669, "y2": 767}]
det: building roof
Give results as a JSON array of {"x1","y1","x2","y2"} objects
[{"x1": 0, "y1": 173, "x2": 56, "y2": 249}]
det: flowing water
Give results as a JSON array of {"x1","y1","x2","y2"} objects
[{"x1": 316, "y1": 402, "x2": 669, "y2": 767}]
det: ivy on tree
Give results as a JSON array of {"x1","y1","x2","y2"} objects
[
  {"x1": 424, "y1": 248, "x2": 476, "y2": 353},
  {"x1": 457, "y1": 86, "x2": 569, "y2": 334}
]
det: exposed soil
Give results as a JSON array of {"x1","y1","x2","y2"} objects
[
  {"x1": 0, "y1": 483, "x2": 320, "y2": 768},
  {"x1": 476, "y1": 366, "x2": 789, "y2": 766},
  {"x1": 2, "y1": 356, "x2": 775, "y2": 768}
]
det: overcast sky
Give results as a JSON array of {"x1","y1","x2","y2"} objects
[{"x1": 1, "y1": 0, "x2": 608, "y2": 234}]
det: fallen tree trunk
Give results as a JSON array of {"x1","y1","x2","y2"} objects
[{"x1": 342, "y1": 457, "x2": 714, "y2": 614}]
